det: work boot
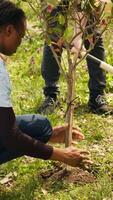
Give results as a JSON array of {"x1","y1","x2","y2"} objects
[
  {"x1": 88, "y1": 94, "x2": 113, "y2": 115},
  {"x1": 37, "y1": 96, "x2": 58, "y2": 114}
]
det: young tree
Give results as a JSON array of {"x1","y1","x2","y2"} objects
[{"x1": 22, "y1": 0, "x2": 113, "y2": 149}]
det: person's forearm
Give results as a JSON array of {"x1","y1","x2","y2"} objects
[
  {"x1": 0, "y1": 107, "x2": 53, "y2": 160},
  {"x1": 71, "y1": 11, "x2": 87, "y2": 54},
  {"x1": 50, "y1": 147, "x2": 65, "y2": 162},
  {"x1": 5, "y1": 127, "x2": 53, "y2": 160}
]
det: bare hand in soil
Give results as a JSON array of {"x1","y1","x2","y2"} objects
[
  {"x1": 50, "y1": 125, "x2": 84, "y2": 143},
  {"x1": 50, "y1": 146, "x2": 93, "y2": 168}
]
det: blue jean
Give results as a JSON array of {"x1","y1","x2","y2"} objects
[
  {"x1": 41, "y1": 1, "x2": 106, "y2": 99},
  {"x1": 0, "y1": 114, "x2": 52, "y2": 165}
]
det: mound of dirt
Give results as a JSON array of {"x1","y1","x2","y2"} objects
[{"x1": 41, "y1": 163, "x2": 96, "y2": 185}]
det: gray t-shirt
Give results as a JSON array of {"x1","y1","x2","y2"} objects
[{"x1": 0, "y1": 58, "x2": 12, "y2": 107}]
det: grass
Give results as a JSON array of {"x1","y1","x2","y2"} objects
[{"x1": 0, "y1": 3, "x2": 113, "y2": 199}]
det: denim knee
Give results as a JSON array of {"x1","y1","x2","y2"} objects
[
  {"x1": 37, "y1": 116, "x2": 53, "y2": 143},
  {"x1": 16, "y1": 114, "x2": 53, "y2": 143}
]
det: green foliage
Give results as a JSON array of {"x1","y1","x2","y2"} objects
[
  {"x1": 0, "y1": 1, "x2": 113, "y2": 200},
  {"x1": 0, "y1": 27, "x2": 113, "y2": 199},
  {"x1": 46, "y1": 0, "x2": 59, "y2": 6}
]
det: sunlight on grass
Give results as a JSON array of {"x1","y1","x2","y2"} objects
[{"x1": 0, "y1": 2, "x2": 113, "y2": 200}]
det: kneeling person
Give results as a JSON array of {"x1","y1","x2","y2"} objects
[{"x1": 0, "y1": 0, "x2": 92, "y2": 167}]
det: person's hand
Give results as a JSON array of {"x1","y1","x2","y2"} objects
[
  {"x1": 71, "y1": 36, "x2": 86, "y2": 57},
  {"x1": 50, "y1": 146, "x2": 93, "y2": 168},
  {"x1": 50, "y1": 125, "x2": 84, "y2": 143},
  {"x1": 71, "y1": 11, "x2": 87, "y2": 57}
]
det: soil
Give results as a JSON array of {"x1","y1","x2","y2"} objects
[{"x1": 41, "y1": 163, "x2": 96, "y2": 185}]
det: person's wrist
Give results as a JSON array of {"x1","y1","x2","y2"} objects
[{"x1": 50, "y1": 147, "x2": 65, "y2": 162}]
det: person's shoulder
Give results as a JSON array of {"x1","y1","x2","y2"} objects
[
  {"x1": 0, "y1": 54, "x2": 7, "y2": 72},
  {"x1": 0, "y1": 54, "x2": 7, "y2": 62},
  {"x1": 0, "y1": 54, "x2": 12, "y2": 108}
]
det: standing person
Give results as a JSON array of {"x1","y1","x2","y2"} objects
[
  {"x1": 0, "y1": 0, "x2": 92, "y2": 167},
  {"x1": 38, "y1": 0, "x2": 113, "y2": 115}
]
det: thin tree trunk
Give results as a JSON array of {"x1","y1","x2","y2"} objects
[{"x1": 65, "y1": 65, "x2": 75, "y2": 147}]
